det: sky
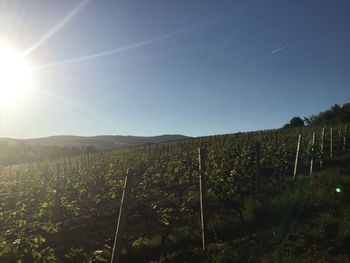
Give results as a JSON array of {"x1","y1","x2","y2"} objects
[{"x1": 0, "y1": 0, "x2": 349, "y2": 138}]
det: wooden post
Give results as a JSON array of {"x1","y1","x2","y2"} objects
[
  {"x1": 198, "y1": 147, "x2": 207, "y2": 252},
  {"x1": 337, "y1": 126, "x2": 342, "y2": 154},
  {"x1": 320, "y1": 128, "x2": 325, "y2": 169},
  {"x1": 111, "y1": 168, "x2": 133, "y2": 263},
  {"x1": 293, "y1": 134, "x2": 302, "y2": 180},
  {"x1": 330, "y1": 127, "x2": 333, "y2": 159},
  {"x1": 309, "y1": 132, "x2": 316, "y2": 175},
  {"x1": 343, "y1": 123, "x2": 348, "y2": 152}
]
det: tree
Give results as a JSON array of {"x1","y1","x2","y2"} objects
[
  {"x1": 304, "y1": 103, "x2": 350, "y2": 126},
  {"x1": 283, "y1": 116, "x2": 304, "y2": 128}
]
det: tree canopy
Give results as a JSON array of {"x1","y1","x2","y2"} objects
[
  {"x1": 283, "y1": 116, "x2": 305, "y2": 128},
  {"x1": 304, "y1": 103, "x2": 350, "y2": 126}
]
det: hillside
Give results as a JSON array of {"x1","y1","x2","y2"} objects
[
  {"x1": 0, "y1": 134, "x2": 189, "y2": 165},
  {"x1": 0, "y1": 122, "x2": 349, "y2": 262},
  {"x1": 0, "y1": 134, "x2": 189, "y2": 151}
]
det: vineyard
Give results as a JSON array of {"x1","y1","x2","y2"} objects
[{"x1": 0, "y1": 123, "x2": 349, "y2": 262}]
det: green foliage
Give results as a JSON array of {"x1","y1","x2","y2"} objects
[
  {"x1": 305, "y1": 102, "x2": 350, "y2": 126},
  {"x1": 132, "y1": 236, "x2": 159, "y2": 250},
  {"x1": 89, "y1": 248, "x2": 110, "y2": 262},
  {"x1": 0, "y1": 142, "x2": 85, "y2": 166},
  {"x1": 283, "y1": 116, "x2": 305, "y2": 128},
  {"x1": 209, "y1": 217, "x2": 244, "y2": 242},
  {"x1": 0, "y1": 121, "x2": 349, "y2": 262},
  {"x1": 64, "y1": 247, "x2": 88, "y2": 262}
]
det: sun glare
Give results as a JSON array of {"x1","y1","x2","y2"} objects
[{"x1": 0, "y1": 45, "x2": 32, "y2": 108}]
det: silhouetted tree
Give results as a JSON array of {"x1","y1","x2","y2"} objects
[
  {"x1": 304, "y1": 103, "x2": 350, "y2": 126},
  {"x1": 283, "y1": 116, "x2": 305, "y2": 128}
]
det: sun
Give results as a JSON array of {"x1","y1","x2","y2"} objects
[{"x1": 0, "y1": 45, "x2": 33, "y2": 108}]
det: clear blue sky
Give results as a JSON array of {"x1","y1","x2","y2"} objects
[{"x1": 0, "y1": 0, "x2": 349, "y2": 138}]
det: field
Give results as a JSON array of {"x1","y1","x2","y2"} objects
[{"x1": 0, "y1": 124, "x2": 349, "y2": 262}]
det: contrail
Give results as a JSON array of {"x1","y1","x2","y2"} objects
[
  {"x1": 23, "y1": 0, "x2": 91, "y2": 57},
  {"x1": 271, "y1": 45, "x2": 288, "y2": 54},
  {"x1": 32, "y1": 18, "x2": 220, "y2": 70}
]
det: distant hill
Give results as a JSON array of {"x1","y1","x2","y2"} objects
[{"x1": 0, "y1": 134, "x2": 189, "y2": 151}]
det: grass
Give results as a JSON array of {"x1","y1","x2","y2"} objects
[{"x1": 203, "y1": 152, "x2": 350, "y2": 262}]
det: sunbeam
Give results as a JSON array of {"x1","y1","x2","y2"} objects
[
  {"x1": 32, "y1": 18, "x2": 221, "y2": 70},
  {"x1": 23, "y1": 0, "x2": 91, "y2": 57}
]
